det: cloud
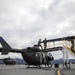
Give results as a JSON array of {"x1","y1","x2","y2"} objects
[{"x1": 0, "y1": 0, "x2": 75, "y2": 59}]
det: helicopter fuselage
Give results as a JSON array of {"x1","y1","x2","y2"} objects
[{"x1": 21, "y1": 47, "x2": 54, "y2": 66}]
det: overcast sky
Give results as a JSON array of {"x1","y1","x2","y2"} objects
[{"x1": 0, "y1": 0, "x2": 75, "y2": 59}]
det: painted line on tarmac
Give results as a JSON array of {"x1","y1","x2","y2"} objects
[{"x1": 57, "y1": 69, "x2": 61, "y2": 75}]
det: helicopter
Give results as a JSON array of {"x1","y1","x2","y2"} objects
[
  {"x1": 0, "y1": 37, "x2": 62, "y2": 68},
  {"x1": 3, "y1": 57, "x2": 16, "y2": 65},
  {"x1": 0, "y1": 57, "x2": 16, "y2": 65}
]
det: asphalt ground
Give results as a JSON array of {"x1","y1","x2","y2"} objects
[
  {"x1": 0, "y1": 64, "x2": 75, "y2": 75},
  {"x1": 0, "y1": 65, "x2": 58, "y2": 75},
  {"x1": 60, "y1": 64, "x2": 75, "y2": 75}
]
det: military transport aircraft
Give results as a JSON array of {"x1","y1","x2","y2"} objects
[{"x1": 0, "y1": 37, "x2": 63, "y2": 68}]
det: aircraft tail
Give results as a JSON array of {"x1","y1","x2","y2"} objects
[{"x1": 0, "y1": 37, "x2": 11, "y2": 55}]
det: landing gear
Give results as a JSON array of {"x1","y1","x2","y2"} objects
[
  {"x1": 39, "y1": 65, "x2": 42, "y2": 69},
  {"x1": 45, "y1": 63, "x2": 52, "y2": 68},
  {"x1": 26, "y1": 65, "x2": 30, "y2": 68},
  {"x1": 48, "y1": 63, "x2": 52, "y2": 68}
]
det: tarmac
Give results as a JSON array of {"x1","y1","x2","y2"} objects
[
  {"x1": 0, "y1": 64, "x2": 75, "y2": 75},
  {"x1": 60, "y1": 64, "x2": 75, "y2": 75}
]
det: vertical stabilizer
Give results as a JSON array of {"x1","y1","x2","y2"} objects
[{"x1": 0, "y1": 37, "x2": 11, "y2": 54}]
